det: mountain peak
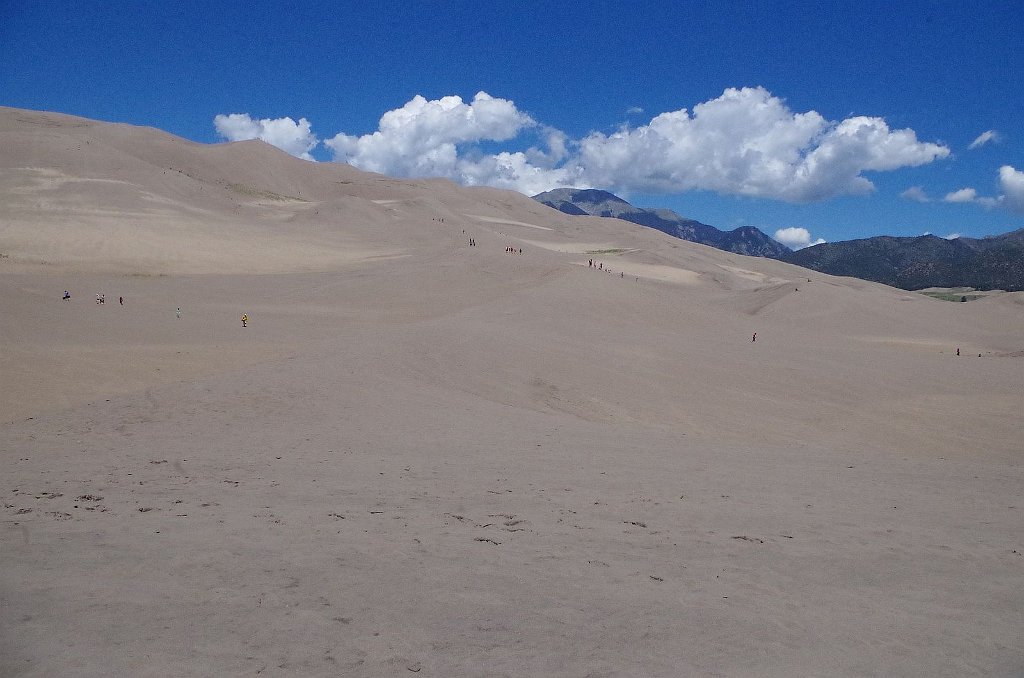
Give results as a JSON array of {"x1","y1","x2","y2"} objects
[
  {"x1": 533, "y1": 189, "x2": 789, "y2": 259},
  {"x1": 532, "y1": 188, "x2": 628, "y2": 206}
]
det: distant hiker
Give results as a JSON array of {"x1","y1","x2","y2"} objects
[
  {"x1": 119, "y1": 296, "x2": 123, "y2": 306},
  {"x1": 752, "y1": 332, "x2": 757, "y2": 342},
  {"x1": 176, "y1": 307, "x2": 181, "y2": 319},
  {"x1": 241, "y1": 314, "x2": 248, "y2": 328},
  {"x1": 589, "y1": 259, "x2": 593, "y2": 267},
  {"x1": 621, "y1": 271, "x2": 624, "y2": 278},
  {"x1": 956, "y1": 347, "x2": 960, "y2": 356},
  {"x1": 63, "y1": 290, "x2": 70, "y2": 301}
]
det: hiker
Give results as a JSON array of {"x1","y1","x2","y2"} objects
[
  {"x1": 241, "y1": 314, "x2": 248, "y2": 328},
  {"x1": 752, "y1": 332, "x2": 757, "y2": 342},
  {"x1": 63, "y1": 290, "x2": 70, "y2": 300},
  {"x1": 119, "y1": 296, "x2": 123, "y2": 306},
  {"x1": 176, "y1": 307, "x2": 181, "y2": 319},
  {"x1": 956, "y1": 348, "x2": 960, "y2": 356}
]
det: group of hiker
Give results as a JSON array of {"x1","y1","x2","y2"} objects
[
  {"x1": 73, "y1": 292, "x2": 124, "y2": 305},
  {"x1": 62, "y1": 289, "x2": 249, "y2": 327}
]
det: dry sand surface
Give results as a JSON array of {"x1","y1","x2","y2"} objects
[{"x1": 2, "y1": 107, "x2": 1023, "y2": 676}]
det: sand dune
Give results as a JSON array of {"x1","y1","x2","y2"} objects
[{"x1": 2, "y1": 107, "x2": 1023, "y2": 677}]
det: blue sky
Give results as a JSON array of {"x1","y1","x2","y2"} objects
[{"x1": 3, "y1": 1, "x2": 1023, "y2": 247}]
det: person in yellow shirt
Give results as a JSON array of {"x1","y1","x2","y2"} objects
[{"x1": 241, "y1": 313, "x2": 248, "y2": 328}]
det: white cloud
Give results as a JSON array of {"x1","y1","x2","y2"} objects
[
  {"x1": 999, "y1": 165, "x2": 1024, "y2": 213},
  {"x1": 968, "y1": 130, "x2": 999, "y2": 149},
  {"x1": 943, "y1": 185, "x2": 1002, "y2": 209},
  {"x1": 944, "y1": 187, "x2": 978, "y2": 203},
  {"x1": 900, "y1": 185, "x2": 930, "y2": 202},
  {"x1": 774, "y1": 227, "x2": 825, "y2": 250},
  {"x1": 575, "y1": 87, "x2": 949, "y2": 202},
  {"x1": 217, "y1": 88, "x2": 951, "y2": 201},
  {"x1": 213, "y1": 113, "x2": 319, "y2": 160},
  {"x1": 323, "y1": 92, "x2": 541, "y2": 186},
  {"x1": 943, "y1": 233, "x2": 961, "y2": 240}
]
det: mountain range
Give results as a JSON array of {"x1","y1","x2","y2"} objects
[
  {"x1": 533, "y1": 188, "x2": 790, "y2": 259},
  {"x1": 533, "y1": 188, "x2": 1024, "y2": 291},
  {"x1": 783, "y1": 230, "x2": 1024, "y2": 292}
]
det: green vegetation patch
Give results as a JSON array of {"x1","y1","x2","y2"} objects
[
  {"x1": 919, "y1": 290, "x2": 985, "y2": 302},
  {"x1": 228, "y1": 183, "x2": 307, "y2": 202},
  {"x1": 585, "y1": 248, "x2": 627, "y2": 255}
]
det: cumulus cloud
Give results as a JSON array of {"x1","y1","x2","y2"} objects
[
  {"x1": 571, "y1": 87, "x2": 949, "y2": 201},
  {"x1": 322, "y1": 92, "x2": 556, "y2": 190},
  {"x1": 943, "y1": 233, "x2": 961, "y2": 240},
  {"x1": 968, "y1": 130, "x2": 999, "y2": 149},
  {"x1": 936, "y1": 166, "x2": 1024, "y2": 213},
  {"x1": 944, "y1": 187, "x2": 978, "y2": 203},
  {"x1": 999, "y1": 165, "x2": 1024, "y2": 213},
  {"x1": 900, "y1": 185, "x2": 930, "y2": 202},
  {"x1": 774, "y1": 227, "x2": 825, "y2": 250},
  {"x1": 943, "y1": 186, "x2": 1002, "y2": 209},
  {"x1": 214, "y1": 113, "x2": 318, "y2": 160},
  {"x1": 219, "y1": 87, "x2": 951, "y2": 201}
]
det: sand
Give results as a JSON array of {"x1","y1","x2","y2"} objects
[{"x1": 2, "y1": 106, "x2": 1023, "y2": 677}]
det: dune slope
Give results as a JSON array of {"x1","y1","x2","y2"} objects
[{"x1": 2, "y1": 107, "x2": 1023, "y2": 677}]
